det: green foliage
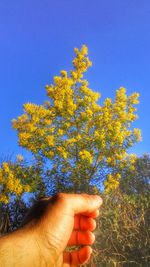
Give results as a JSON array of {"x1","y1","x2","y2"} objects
[
  {"x1": 93, "y1": 191, "x2": 149, "y2": 266},
  {"x1": 87, "y1": 155, "x2": 150, "y2": 266},
  {"x1": 120, "y1": 154, "x2": 150, "y2": 196}
]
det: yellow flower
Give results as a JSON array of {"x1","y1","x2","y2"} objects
[
  {"x1": 79, "y1": 150, "x2": 93, "y2": 164},
  {"x1": 71, "y1": 71, "x2": 78, "y2": 80},
  {"x1": 58, "y1": 129, "x2": 64, "y2": 136},
  {"x1": 86, "y1": 109, "x2": 93, "y2": 117},
  {"x1": 80, "y1": 45, "x2": 88, "y2": 55},
  {"x1": 0, "y1": 195, "x2": 9, "y2": 204},
  {"x1": 133, "y1": 128, "x2": 142, "y2": 141},
  {"x1": 46, "y1": 136, "x2": 55, "y2": 146},
  {"x1": 0, "y1": 162, "x2": 32, "y2": 204},
  {"x1": 48, "y1": 151, "x2": 54, "y2": 158},
  {"x1": 57, "y1": 146, "x2": 68, "y2": 159},
  {"x1": 60, "y1": 70, "x2": 67, "y2": 77},
  {"x1": 106, "y1": 157, "x2": 112, "y2": 164},
  {"x1": 44, "y1": 119, "x2": 52, "y2": 125},
  {"x1": 2, "y1": 162, "x2": 10, "y2": 173},
  {"x1": 76, "y1": 134, "x2": 82, "y2": 141},
  {"x1": 104, "y1": 173, "x2": 120, "y2": 193}
]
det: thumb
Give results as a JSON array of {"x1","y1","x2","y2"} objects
[{"x1": 54, "y1": 193, "x2": 103, "y2": 215}]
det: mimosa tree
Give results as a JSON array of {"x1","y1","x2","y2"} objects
[{"x1": 12, "y1": 45, "x2": 141, "y2": 193}]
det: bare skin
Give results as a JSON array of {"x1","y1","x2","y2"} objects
[{"x1": 0, "y1": 193, "x2": 102, "y2": 267}]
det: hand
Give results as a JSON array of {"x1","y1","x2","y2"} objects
[
  {"x1": 22, "y1": 193, "x2": 102, "y2": 266},
  {"x1": 0, "y1": 193, "x2": 102, "y2": 267}
]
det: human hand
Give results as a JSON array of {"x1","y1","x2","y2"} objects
[{"x1": 22, "y1": 193, "x2": 102, "y2": 267}]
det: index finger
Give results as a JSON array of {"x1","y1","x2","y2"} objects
[{"x1": 65, "y1": 193, "x2": 102, "y2": 215}]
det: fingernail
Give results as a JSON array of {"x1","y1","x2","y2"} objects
[{"x1": 95, "y1": 195, "x2": 103, "y2": 205}]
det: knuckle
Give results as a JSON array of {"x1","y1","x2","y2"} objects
[
  {"x1": 81, "y1": 193, "x2": 91, "y2": 204},
  {"x1": 55, "y1": 192, "x2": 68, "y2": 204}
]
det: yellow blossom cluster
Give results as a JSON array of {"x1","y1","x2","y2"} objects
[
  {"x1": 133, "y1": 128, "x2": 142, "y2": 142},
  {"x1": 46, "y1": 73, "x2": 76, "y2": 116},
  {"x1": 46, "y1": 135, "x2": 55, "y2": 146},
  {"x1": 72, "y1": 45, "x2": 92, "y2": 80},
  {"x1": 0, "y1": 162, "x2": 31, "y2": 204},
  {"x1": 12, "y1": 102, "x2": 56, "y2": 153},
  {"x1": 118, "y1": 154, "x2": 137, "y2": 171},
  {"x1": 57, "y1": 129, "x2": 64, "y2": 136},
  {"x1": 92, "y1": 86, "x2": 141, "y2": 165},
  {"x1": 104, "y1": 173, "x2": 121, "y2": 193},
  {"x1": 79, "y1": 150, "x2": 93, "y2": 164},
  {"x1": 57, "y1": 146, "x2": 68, "y2": 159}
]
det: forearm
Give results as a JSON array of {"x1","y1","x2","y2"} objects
[{"x1": 0, "y1": 229, "x2": 52, "y2": 267}]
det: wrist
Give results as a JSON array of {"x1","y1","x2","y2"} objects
[
  {"x1": 32, "y1": 226, "x2": 59, "y2": 266},
  {"x1": 0, "y1": 228, "x2": 53, "y2": 267}
]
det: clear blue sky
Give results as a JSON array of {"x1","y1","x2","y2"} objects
[{"x1": 0, "y1": 0, "x2": 150, "y2": 160}]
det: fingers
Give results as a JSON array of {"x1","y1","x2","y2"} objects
[
  {"x1": 74, "y1": 215, "x2": 96, "y2": 231},
  {"x1": 81, "y1": 209, "x2": 100, "y2": 218},
  {"x1": 63, "y1": 246, "x2": 92, "y2": 266},
  {"x1": 68, "y1": 230, "x2": 95, "y2": 246}
]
